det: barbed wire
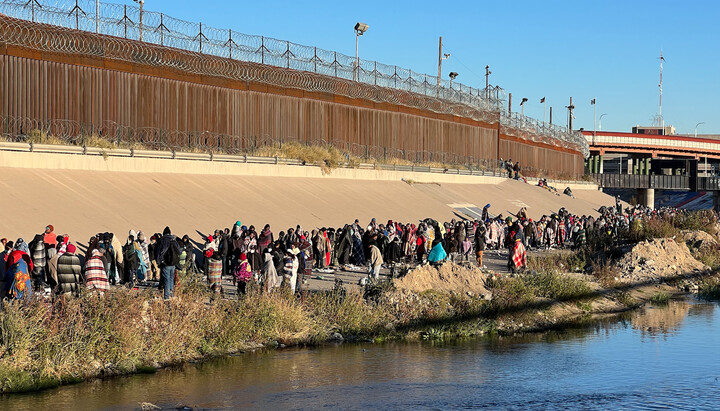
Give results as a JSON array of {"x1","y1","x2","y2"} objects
[
  {"x1": 0, "y1": 0, "x2": 589, "y2": 157},
  {"x1": 0, "y1": 114, "x2": 582, "y2": 180}
]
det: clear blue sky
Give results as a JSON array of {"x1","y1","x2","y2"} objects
[{"x1": 145, "y1": 0, "x2": 719, "y2": 135}]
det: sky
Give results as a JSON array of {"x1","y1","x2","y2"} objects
[{"x1": 140, "y1": 0, "x2": 719, "y2": 134}]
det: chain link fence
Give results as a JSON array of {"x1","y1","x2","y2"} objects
[{"x1": 0, "y1": 0, "x2": 589, "y2": 158}]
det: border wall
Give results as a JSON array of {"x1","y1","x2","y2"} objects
[{"x1": 0, "y1": 14, "x2": 585, "y2": 178}]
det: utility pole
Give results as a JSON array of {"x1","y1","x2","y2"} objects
[
  {"x1": 437, "y1": 36, "x2": 443, "y2": 89},
  {"x1": 549, "y1": 107, "x2": 553, "y2": 125},
  {"x1": 508, "y1": 93, "x2": 512, "y2": 114},
  {"x1": 567, "y1": 97, "x2": 575, "y2": 130}
]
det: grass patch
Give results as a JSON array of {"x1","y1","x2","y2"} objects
[
  {"x1": 649, "y1": 291, "x2": 670, "y2": 305},
  {"x1": 523, "y1": 270, "x2": 593, "y2": 301},
  {"x1": 254, "y1": 142, "x2": 360, "y2": 173},
  {"x1": 699, "y1": 277, "x2": 720, "y2": 301}
]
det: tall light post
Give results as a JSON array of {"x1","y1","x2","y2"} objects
[
  {"x1": 133, "y1": 0, "x2": 144, "y2": 41},
  {"x1": 598, "y1": 113, "x2": 608, "y2": 131},
  {"x1": 354, "y1": 22, "x2": 369, "y2": 81},
  {"x1": 448, "y1": 72, "x2": 458, "y2": 89},
  {"x1": 520, "y1": 97, "x2": 528, "y2": 116},
  {"x1": 95, "y1": 0, "x2": 100, "y2": 33},
  {"x1": 695, "y1": 121, "x2": 705, "y2": 138},
  {"x1": 484, "y1": 65, "x2": 491, "y2": 98}
]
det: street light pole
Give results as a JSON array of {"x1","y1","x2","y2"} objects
[
  {"x1": 95, "y1": 0, "x2": 100, "y2": 33},
  {"x1": 598, "y1": 113, "x2": 608, "y2": 131},
  {"x1": 695, "y1": 121, "x2": 705, "y2": 138},
  {"x1": 354, "y1": 22, "x2": 369, "y2": 82},
  {"x1": 485, "y1": 65, "x2": 491, "y2": 98},
  {"x1": 448, "y1": 72, "x2": 458, "y2": 89}
]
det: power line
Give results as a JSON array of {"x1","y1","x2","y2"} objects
[{"x1": 441, "y1": 44, "x2": 486, "y2": 86}]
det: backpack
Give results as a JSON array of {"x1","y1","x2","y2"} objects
[
  {"x1": 123, "y1": 243, "x2": 140, "y2": 270},
  {"x1": 164, "y1": 239, "x2": 180, "y2": 267}
]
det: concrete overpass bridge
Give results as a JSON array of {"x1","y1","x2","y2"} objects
[
  {"x1": 0, "y1": 0, "x2": 587, "y2": 179},
  {"x1": 582, "y1": 130, "x2": 720, "y2": 208}
]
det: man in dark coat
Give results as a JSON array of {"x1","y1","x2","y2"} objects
[{"x1": 155, "y1": 226, "x2": 181, "y2": 299}]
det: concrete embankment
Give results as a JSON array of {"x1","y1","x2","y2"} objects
[{"x1": 0, "y1": 149, "x2": 608, "y2": 242}]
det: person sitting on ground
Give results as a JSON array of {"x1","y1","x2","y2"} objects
[{"x1": 564, "y1": 187, "x2": 575, "y2": 198}]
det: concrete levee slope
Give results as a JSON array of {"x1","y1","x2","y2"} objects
[{"x1": 0, "y1": 152, "x2": 610, "y2": 244}]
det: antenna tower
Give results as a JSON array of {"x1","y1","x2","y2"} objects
[{"x1": 658, "y1": 50, "x2": 665, "y2": 128}]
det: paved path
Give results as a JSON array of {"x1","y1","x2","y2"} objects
[{"x1": 130, "y1": 249, "x2": 518, "y2": 299}]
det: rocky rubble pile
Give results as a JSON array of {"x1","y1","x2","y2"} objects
[
  {"x1": 615, "y1": 238, "x2": 710, "y2": 282},
  {"x1": 680, "y1": 230, "x2": 718, "y2": 250}
]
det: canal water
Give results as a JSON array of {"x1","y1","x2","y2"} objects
[{"x1": 2, "y1": 300, "x2": 720, "y2": 410}]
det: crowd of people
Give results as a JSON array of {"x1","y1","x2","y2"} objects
[{"x1": 0, "y1": 198, "x2": 690, "y2": 301}]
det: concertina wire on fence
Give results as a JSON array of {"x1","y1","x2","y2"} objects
[
  {"x1": 0, "y1": 113, "x2": 581, "y2": 180},
  {"x1": 0, "y1": 0, "x2": 589, "y2": 158}
]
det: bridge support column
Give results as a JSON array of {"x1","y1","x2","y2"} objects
[
  {"x1": 640, "y1": 188, "x2": 655, "y2": 209},
  {"x1": 598, "y1": 155, "x2": 604, "y2": 173}
]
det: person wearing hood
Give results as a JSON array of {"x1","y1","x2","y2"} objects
[
  {"x1": 427, "y1": 238, "x2": 447, "y2": 265},
  {"x1": 155, "y1": 226, "x2": 181, "y2": 299},
  {"x1": 0, "y1": 240, "x2": 12, "y2": 295},
  {"x1": 101, "y1": 233, "x2": 124, "y2": 285},
  {"x1": 122, "y1": 231, "x2": 141, "y2": 288},
  {"x1": 283, "y1": 248, "x2": 299, "y2": 294},
  {"x1": 298, "y1": 232, "x2": 313, "y2": 284},
  {"x1": 179, "y1": 235, "x2": 194, "y2": 273},
  {"x1": 214, "y1": 229, "x2": 229, "y2": 281},
  {"x1": 508, "y1": 235, "x2": 527, "y2": 274},
  {"x1": 262, "y1": 249, "x2": 280, "y2": 292},
  {"x1": 3, "y1": 239, "x2": 33, "y2": 299},
  {"x1": 55, "y1": 243, "x2": 83, "y2": 296},
  {"x1": 368, "y1": 240, "x2": 383, "y2": 280},
  {"x1": 205, "y1": 235, "x2": 223, "y2": 295},
  {"x1": 29, "y1": 233, "x2": 48, "y2": 291},
  {"x1": 84, "y1": 245, "x2": 110, "y2": 294},
  {"x1": 233, "y1": 252, "x2": 252, "y2": 295},
  {"x1": 246, "y1": 226, "x2": 261, "y2": 276},
  {"x1": 258, "y1": 224, "x2": 274, "y2": 253},
  {"x1": 137, "y1": 231, "x2": 151, "y2": 279}
]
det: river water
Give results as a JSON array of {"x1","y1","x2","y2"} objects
[{"x1": 2, "y1": 300, "x2": 720, "y2": 410}]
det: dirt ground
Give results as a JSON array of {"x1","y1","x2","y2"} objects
[{"x1": 393, "y1": 262, "x2": 490, "y2": 297}]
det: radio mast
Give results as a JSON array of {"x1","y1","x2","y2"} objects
[{"x1": 658, "y1": 50, "x2": 665, "y2": 128}]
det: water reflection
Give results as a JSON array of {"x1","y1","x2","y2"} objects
[{"x1": 1, "y1": 301, "x2": 719, "y2": 410}]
